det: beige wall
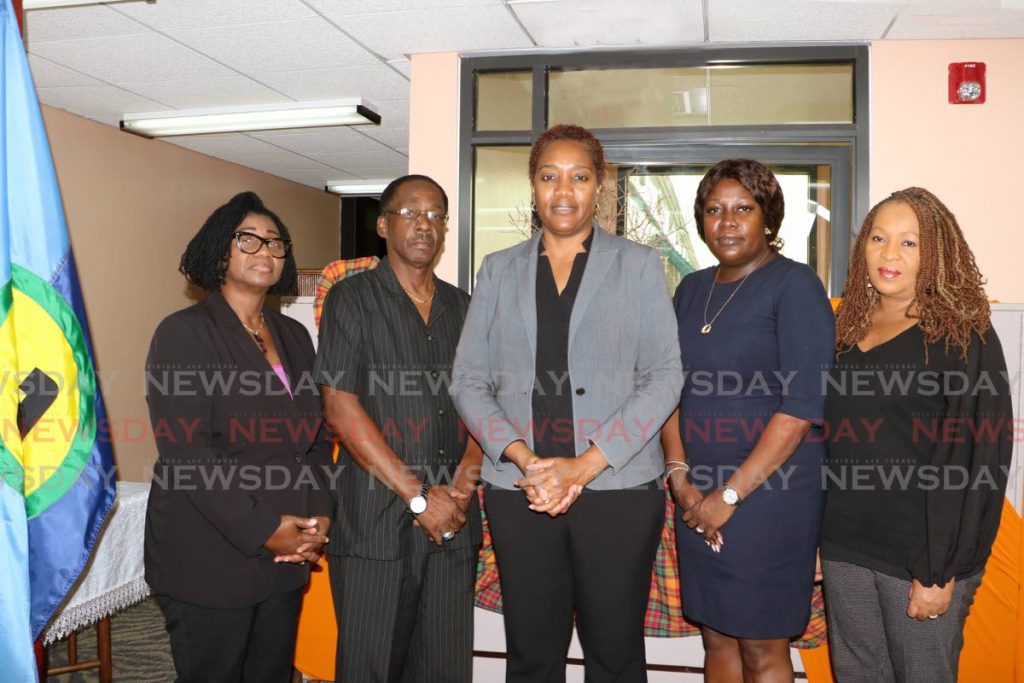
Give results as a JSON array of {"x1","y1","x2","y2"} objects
[
  {"x1": 408, "y1": 52, "x2": 461, "y2": 283},
  {"x1": 870, "y1": 39, "x2": 1024, "y2": 303},
  {"x1": 42, "y1": 106, "x2": 340, "y2": 481}
]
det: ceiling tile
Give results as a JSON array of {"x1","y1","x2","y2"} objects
[
  {"x1": 117, "y1": 76, "x2": 292, "y2": 109},
  {"x1": 359, "y1": 127, "x2": 409, "y2": 152},
  {"x1": 24, "y1": 4, "x2": 148, "y2": 43},
  {"x1": 166, "y1": 133, "x2": 263, "y2": 157},
  {"x1": 28, "y1": 54, "x2": 103, "y2": 88},
  {"x1": 250, "y1": 64, "x2": 409, "y2": 102},
  {"x1": 276, "y1": 168, "x2": 353, "y2": 188},
  {"x1": 511, "y1": 0, "x2": 704, "y2": 47},
  {"x1": 113, "y1": 0, "x2": 316, "y2": 31},
  {"x1": 30, "y1": 33, "x2": 235, "y2": 85},
  {"x1": 249, "y1": 127, "x2": 394, "y2": 155},
  {"x1": 311, "y1": 149, "x2": 409, "y2": 169},
  {"x1": 338, "y1": 6, "x2": 533, "y2": 61},
  {"x1": 709, "y1": 0, "x2": 899, "y2": 41},
  {"x1": 307, "y1": 0, "x2": 502, "y2": 13},
  {"x1": 888, "y1": 6, "x2": 1024, "y2": 38},
  {"x1": 371, "y1": 99, "x2": 410, "y2": 131},
  {"x1": 166, "y1": 17, "x2": 377, "y2": 74},
  {"x1": 36, "y1": 85, "x2": 170, "y2": 125},
  {"x1": 349, "y1": 164, "x2": 411, "y2": 179}
]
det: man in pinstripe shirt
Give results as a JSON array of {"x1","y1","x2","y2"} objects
[{"x1": 314, "y1": 175, "x2": 482, "y2": 682}]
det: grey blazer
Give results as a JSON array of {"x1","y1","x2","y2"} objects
[{"x1": 450, "y1": 226, "x2": 683, "y2": 490}]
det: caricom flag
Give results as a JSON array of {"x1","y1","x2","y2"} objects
[{"x1": 0, "y1": 0, "x2": 115, "y2": 678}]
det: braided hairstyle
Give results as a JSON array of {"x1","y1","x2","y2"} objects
[
  {"x1": 835, "y1": 187, "x2": 990, "y2": 364},
  {"x1": 179, "y1": 191, "x2": 297, "y2": 295}
]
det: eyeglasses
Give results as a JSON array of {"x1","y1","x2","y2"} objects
[
  {"x1": 233, "y1": 232, "x2": 292, "y2": 258},
  {"x1": 384, "y1": 208, "x2": 448, "y2": 226}
]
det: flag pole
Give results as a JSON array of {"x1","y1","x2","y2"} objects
[{"x1": 13, "y1": 7, "x2": 47, "y2": 679}]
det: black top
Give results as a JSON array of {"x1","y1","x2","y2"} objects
[
  {"x1": 144, "y1": 290, "x2": 335, "y2": 608},
  {"x1": 532, "y1": 230, "x2": 593, "y2": 458},
  {"x1": 820, "y1": 324, "x2": 1013, "y2": 585},
  {"x1": 313, "y1": 258, "x2": 483, "y2": 560}
]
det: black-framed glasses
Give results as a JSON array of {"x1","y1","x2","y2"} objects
[
  {"x1": 233, "y1": 231, "x2": 292, "y2": 258},
  {"x1": 384, "y1": 208, "x2": 448, "y2": 226}
]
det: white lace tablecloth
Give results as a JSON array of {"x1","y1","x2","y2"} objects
[{"x1": 43, "y1": 481, "x2": 151, "y2": 644}]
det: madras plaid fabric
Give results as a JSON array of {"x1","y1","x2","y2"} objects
[
  {"x1": 313, "y1": 256, "x2": 380, "y2": 327},
  {"x1": 474, "y1": 489, "x2": 828, "y2": 646}
]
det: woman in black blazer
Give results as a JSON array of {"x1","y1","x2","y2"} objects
[{"x1": 144, "y1": 192, "x2": 335, "y2": 683}]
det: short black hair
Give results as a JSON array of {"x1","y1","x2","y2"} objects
[
  {"x1": 179, "y1": 191, "x2": 297, "y2": 295},
  {"x1": 379, "y1": 175, "x2": 449, "y2": 214},
  {"x1": 693, "y1": 159, "x2": 785, "y2": 250}
]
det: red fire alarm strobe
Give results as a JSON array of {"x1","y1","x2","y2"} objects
[{"x1": 949, "y1": 62, "x2": 986, "y2": 104}]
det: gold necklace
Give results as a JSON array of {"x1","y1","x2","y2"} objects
[
  {"x1": 700, "y1": 251, "x2": 771, "y2": 335},
  {"x1": 241, "y1": 313, "x2": 268, "y2": 354},
  {"x1": 402, "y1": 284, "x2": 435, "y2": 305}
]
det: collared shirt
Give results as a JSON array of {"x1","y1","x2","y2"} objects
[
  {"x1": 313, "y1": 258, "x2": 482, "y2": 560},
  {"x1": 532, "y1": 229, "x2": 593, "y2": 459}
]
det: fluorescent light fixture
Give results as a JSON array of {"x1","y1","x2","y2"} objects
[
  {"x1": 325, "y1": 181, "x2": 392, "y2": 196},
  {"x1": 23, "y1": 0, "x2": 153, "y2": 9},
  {"x1": 120, "y1": 99, "x2": 381, "y2": 138}
]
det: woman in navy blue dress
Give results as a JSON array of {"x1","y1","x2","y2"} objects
[{"x1": 661, "y1": 159, "x2": 835, "y2": 681}]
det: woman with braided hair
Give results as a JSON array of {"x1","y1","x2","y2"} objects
[{"x1": 820, "y1": 187, "x2": 1013, "y2": 683}]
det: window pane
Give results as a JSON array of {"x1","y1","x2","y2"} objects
[
  {"x1": 475, "y1": 71, "x2": 533, "y2": 131},
  {"x1": 548, "y1": 64, "x2": 853, "y2": 129},
  {"x1": 549, "y1": 68, "x2": 709, "y2": 128},
  {"x1": 473, "y1": 146, "x2": 532, "y2": 279},
  {"x1": 623, "y1": 165, "x2": 832, "y2": 292},
  {"x1": 709, "y1": 64, "x2": 853, "y2": 125}
]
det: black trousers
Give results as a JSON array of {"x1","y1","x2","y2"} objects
[
  {"x1": 484, "y1": 486, "x2": 665, "y2": 683},
  {"x1": 329, "y1": 546, "x2": 477, "y2": 682},
  {"x1": 155, "y1": 586, "x2": 303, "y2": 683}
]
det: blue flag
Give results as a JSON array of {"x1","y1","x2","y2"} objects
[{"x1": 0, "y1": 0, "x2": 116, "y2": 679}]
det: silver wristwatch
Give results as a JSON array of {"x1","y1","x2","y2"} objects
[
  {"x1": 408, "y1": 482, "x2": 429, "y2": 515},
  {"x1": 720, "y1": 484, "x2": 742, "y2": 506}
]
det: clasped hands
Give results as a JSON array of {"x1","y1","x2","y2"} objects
[
  {"x1": 267, "y1": 514, "x2": 331, "y2": 565},
  {"x1": 412, "y1": 484, "x2": 472, "y2": 546},
  {"x1": 907, "y1": 577, "x2": 955, "y2": 621},
  {"x1": 511, "y1": 447, "x2": 608, "y2": 517},
  {"x1": 668, "y1": 473, "x2": 728, "y2": 552}
]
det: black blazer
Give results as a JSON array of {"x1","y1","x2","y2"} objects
[{"x1": 144, "y1": 290, "x2": 335, "y2": 608}]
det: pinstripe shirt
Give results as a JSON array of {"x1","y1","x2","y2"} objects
[{"x1": 314, "y1": 258, "x2": 483, "y2": 560}]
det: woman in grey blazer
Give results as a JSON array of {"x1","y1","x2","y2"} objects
[{"x1": 450, "y1": 124, "x2": 682, "y2": 682}]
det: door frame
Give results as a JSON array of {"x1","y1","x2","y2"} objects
[{"x1": 605, "y1": 143, "x2": 852, "y2": 295}]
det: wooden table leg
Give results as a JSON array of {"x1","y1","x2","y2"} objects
[{"x1": 96, "y1": 616, "x2": 112, "y2": 683}]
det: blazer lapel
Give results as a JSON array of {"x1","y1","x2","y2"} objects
[
  {"x1": 516, "y1": 232, "x2": 541, "y2": 364},
  {"x1": 568, "y1": 226, "x2": 615, "y2": 348}
]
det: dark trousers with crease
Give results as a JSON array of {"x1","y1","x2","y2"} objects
[
  {"x1": 484, "y1": 486, "x2": 665, "y2": 683},
  {"x1": 329, "y1": 546, "x2": 477, "y2": 683},
  {"x1": 155, "y1": 586, "x2": 302, "y2": 683}
]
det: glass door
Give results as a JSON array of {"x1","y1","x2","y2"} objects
[{"x1": 605, "y1": 144, "x2": 851, "y2": 295}]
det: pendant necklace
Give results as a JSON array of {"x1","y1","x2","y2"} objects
[
  {"x1": 241, "y1": 313, "x2": 268, "y2": 354},
  {"x1": 700, "y1": 251, "x2": 771, "y2": 335}
]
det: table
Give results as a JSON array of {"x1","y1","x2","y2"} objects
[{"x1": 43, "y1": 481, "x2": 151, "y2": 681}]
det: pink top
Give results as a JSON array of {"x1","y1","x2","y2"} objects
[{"x1": 270, "y1": 363, "x2": 292, "y2": 398}]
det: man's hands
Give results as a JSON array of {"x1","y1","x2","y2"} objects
[
  {"x1": 267, "y1": 515, "x2": 331, "y2": 565},
  {"x1": 412, "y1": 486, "x2": 467, "y2": 546},
  {"x1": 907, "y1": 578, "x2": 955, "y2": 621}
]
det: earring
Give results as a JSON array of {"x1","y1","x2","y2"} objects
[
  {"x1": 866, "y1": 278, "x2": 873, "y2": 290},
  {"x1": 764, "y1": 227, "x2": 771, "y2": 235},
  {"x1": 531, "y1": 198, "x2": 537, "y2": 213}
]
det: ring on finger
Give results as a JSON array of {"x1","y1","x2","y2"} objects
[
  {"x1": 695, "y1": 526, "x2": 705, "y2": 534},
  {"x1": 928, "y1": 614, "x2": 939, "y2": 620}
]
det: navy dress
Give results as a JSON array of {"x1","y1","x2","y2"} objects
[{"x1": 672, "y1": 255, "x2": 834, "y2": 639}]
